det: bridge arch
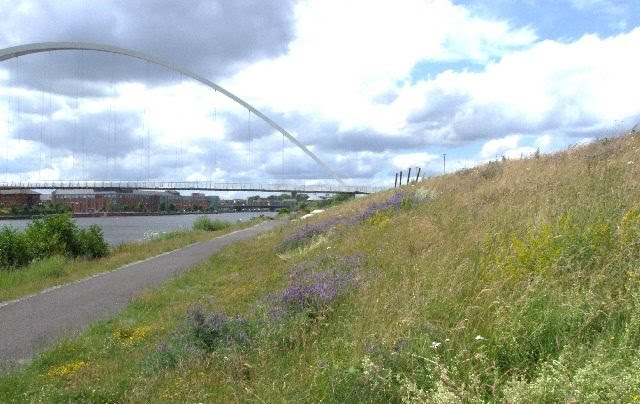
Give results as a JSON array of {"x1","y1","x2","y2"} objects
[{"x1": 0, "y1": 42, "x2": 345, "y2": 185}]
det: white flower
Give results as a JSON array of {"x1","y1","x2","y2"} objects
[
  {"x1": 475, "y1": 335, "x2": 485, "y2": 341},
  {"x1": 431, "y1": 341, "x2": 441, "y2": 349}
]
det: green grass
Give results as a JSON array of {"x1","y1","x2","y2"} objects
[
  {"x1": 2, "y1": 132, "x2": 640, "y2": 401},
  {"x1": 192, "y1": 216, "x2": 231, "y2": 232},
  {"x1": 0, "y1": 218, "x2": 259, "y2": 303}
]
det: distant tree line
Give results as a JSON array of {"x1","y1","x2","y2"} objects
[{"x1": 0, "y1": 201, "x2": 71, "y2": 217}]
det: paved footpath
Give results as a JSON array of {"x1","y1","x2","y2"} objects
[{"x1": 0, "y1": 219, "x2": 285, "y2": 368}]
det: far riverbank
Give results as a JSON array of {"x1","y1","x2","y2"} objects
[{"x1": 0, "y1": 210, "x2": 278, "y2": 220}]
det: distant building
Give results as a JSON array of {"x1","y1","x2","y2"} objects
[
  {"x1": 207, "y1": 195, "x2": 221, "y2": 209},
  {"x1": 51, "y1": 189, "x2": 110, "y2": 213},
  {"x1": 51, "y1": 189, "x2": 212, "y2": 213},
  {"x1": 0, "y1": 189, "x2": 41, "y2": 207}
]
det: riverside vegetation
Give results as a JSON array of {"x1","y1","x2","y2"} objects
[
  {"x1": 2, "y1": 131, "x2": 640, "y2": 401},
  {"x1": 0, "y1": 215, "x2": 256, "y2": 303}
]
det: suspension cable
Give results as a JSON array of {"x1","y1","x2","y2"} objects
[
  {"x1": 39, "y1": 64, "x2": 45, "y2": 180},
  {"x1": 73, "y1": 50, "x2": 80, "y2": 171},
  {"x1": 80, "y1": 50, "x2": 85, "y2": 179},
  {"x1": 247, "y1": 109, "x2": 251, "y2": 173},
  {"x1": 16, "y1": 56, "x2": 21, "y2": 182},
  {"x1": 48, "y1": 55, "x2": 53, "y2": 171}
]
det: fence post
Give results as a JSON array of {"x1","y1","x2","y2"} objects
[
  {"x1": 407, "y1": 167, "x2": 411, "y2": 185},
  {"x1": 416, "y1": 167, "x2": 421, "y2": 182},
  {"x1": 399, "y1": 171, "x2": 403, "y2": 186},
  {"x1": 394, "y1": 173, "x2": 398, "y2": 188}
]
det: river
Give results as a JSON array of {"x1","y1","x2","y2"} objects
[{"x1": 0, "y1": 212, "x2": 277, "y2": 245}]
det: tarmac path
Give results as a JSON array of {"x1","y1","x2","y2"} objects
[{"x1": 0, "y1": 218, "x2": 285, "y2": 368}]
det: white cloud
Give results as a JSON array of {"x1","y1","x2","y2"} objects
[
  {"x1": 226, "y1": 0, "x2": 535, "y2": 134},
  {"x1": 392, "y1": 152, "x2": 439, "y2": 170},
  {"x1": 480, "y1": 134, "x2": 521, "y2": 159},
  {"x1": 407, "y1": 27, "x2": 640, "y2": 146},
  {"x1": 2, "y1": 0, "x2": 640, "y2": 186}
]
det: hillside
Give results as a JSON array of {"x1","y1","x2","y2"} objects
[{"x1": 2, "y1": 131, "x2": 640, "y2": 402}]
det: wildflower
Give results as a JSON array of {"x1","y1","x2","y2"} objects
[
  {"x1": 269, "y1": 254, "x2": 363, "y2": 319},
  {"x1": 45, "y1": 360, "x2": 87, "y2": 377},
  {"x1": 431, "y1": 341, "x2": 442, "y2": 349},
  {"x1": 113, "y1": 325, "x2": 152, "y2": 346},
  {"x1": 187, "y1": 306, "x2": 251, "y2": 350},
  {"x1": 475, "y1": 335, "x2": 485, "y2": 341}
]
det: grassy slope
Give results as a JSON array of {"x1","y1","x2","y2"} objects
[{"x1": 2, "y1": 133, "x2": 640, "y2": 402}]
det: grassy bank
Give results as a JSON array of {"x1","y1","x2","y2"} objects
[
  {"x1": 2, "y1": 132, "x2": 640, "y2": 401},
  {"x1": 0, "y1": 216, "x2": 263, "y2": 303}
]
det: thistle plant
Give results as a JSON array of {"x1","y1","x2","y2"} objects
[
  {"x1": 269, "y1": 254, "x2": 364, "y2": 319},
  {"x1": 187, "y1": 306, "x2": 252, "y2": 351}
]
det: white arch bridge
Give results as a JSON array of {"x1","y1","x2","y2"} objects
[{"x1": 0, "y1": 42, "x2": 385, "y2": 194}]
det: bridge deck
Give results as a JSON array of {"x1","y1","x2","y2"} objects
[{"x1": 0, "y1": 181, "x2": 387, "y2": 195}]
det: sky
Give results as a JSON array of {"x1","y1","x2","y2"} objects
[{"x1": 0, "y1": 0, "x2": 639, "y2": 190}]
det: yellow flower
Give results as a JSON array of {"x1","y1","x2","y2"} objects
[
  {"x1": 113, "y1": 325, "x2": 152, "y2": 346},
  {"x1": 45, "y1": 360, "x2": 87, "y2": 378}
]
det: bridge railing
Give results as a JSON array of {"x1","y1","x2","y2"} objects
[{"x1": 0, "y1": 181, "x2": 389, "y2": 195}]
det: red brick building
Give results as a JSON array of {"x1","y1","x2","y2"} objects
[
  {"x1": 0, "y1": 189, "x2": 41, "y2": 207},
  {"x1": 51, "y1": 189, "x2": 210, "y2": 213}
]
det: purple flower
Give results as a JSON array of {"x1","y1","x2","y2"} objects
[
  {"x1": 350, "y1": 191, "x2": 405, "y2": 224},
  {"x1": 187, "y1": 306, "x2": 252, "y2": 350},
  {"x1": 278, "y1": 217, "x2": 344, "y2": 251},
  {"x1": 270, "y1": 254, "x2": 364, "y2": 319},
  {"x1": 277, "y1": 192, "x2": 407, "y2": 252}
]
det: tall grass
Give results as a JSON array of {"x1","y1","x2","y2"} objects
[
  {"x1": 2, "y1": 131, "x2": 640, "y2": 401},
  {"x1": 192, "y1": 216, "x2": 230, "y2": 232}
]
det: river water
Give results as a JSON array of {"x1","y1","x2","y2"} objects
[{"x1": 0, "y1": 212, "x2": 277, "y2": 245}]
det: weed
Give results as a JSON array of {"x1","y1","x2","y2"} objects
[
  {"x1": 269, "y1": 254, "x2": 364, "y2": 320},
  {"x1": 187, "y1": 306, "x2": 253, "y2": 351}
]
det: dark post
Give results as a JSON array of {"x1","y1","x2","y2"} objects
[
  {"x1": 416, "y1": 167, "x2": 421, "y2": 182},
  {"x1": 394, "y1": 173, "x2": 398, "y2": 188},
  {"x1": 399, "y1": 171, "x2": 403, "y2": 186},
  {"x1": 407, "y1": 167, "x2": 411, "y2": 185}
]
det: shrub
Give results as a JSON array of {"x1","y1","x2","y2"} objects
[
  {"x1": 0, "y1": 214, "x2": 109, "y2": 270},
  {"x1": 77, "y1": 225, "x2": 109, "y2": 259},
  {"x1": 0, "y1": 227, "x2": 31, "y2": 268},
  {"x1": 192, "y1": 216, "x2": 230, "y2": 232},
  {"x1": 25, "y1": 214, "x2": 82, "y2": 258}
]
